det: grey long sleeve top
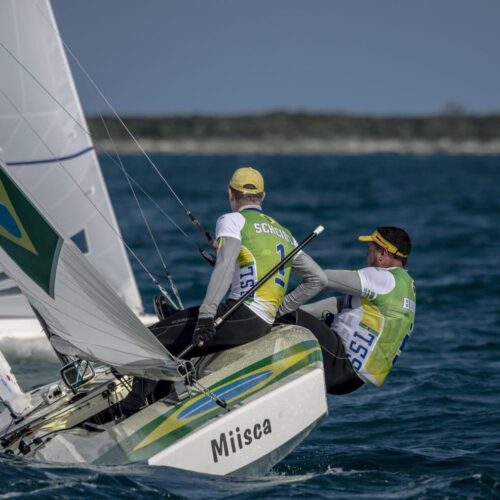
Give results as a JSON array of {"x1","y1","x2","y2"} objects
[
  {"x1": 199, "y1": 236, "x2": 241, "y2": 318},
  {"x1": 300, "y1": 269, "x2": 362, "y2": 319},
  {"x1": 324, "y1": 269, "x2": 362, "y2": 295},
  {"x1": 277, "y1": 252, "x2": 328, "y2": 316}
]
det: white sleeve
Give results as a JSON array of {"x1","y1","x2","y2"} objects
[
  {"x1": 215, "y1": 212, "x2": 245, "y2": 241},
  {"x1": 357, "y1": 267, "x2": 396, "y2": 299},
  {"x1": 292, "y1": 236, "x2": 303, "y2": 259}
]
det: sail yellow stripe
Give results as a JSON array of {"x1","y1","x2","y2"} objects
[{"x1": 0, "y1": 180, "x2": 38, "y2": 255}]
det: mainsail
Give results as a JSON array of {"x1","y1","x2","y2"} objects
[
  {"x1": 0, "y1": 159, "x2": 179, "y2": 380},
  {"x1": 0, "y1": 0, "x2": 143, "y2": 317}
]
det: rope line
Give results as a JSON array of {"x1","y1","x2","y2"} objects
[
  {"x1": 0, "y1": 87, "x2": 165, "y2": 299},
  {"x1": 32, "y1": 8, "x2": 216, "y2": 250}
]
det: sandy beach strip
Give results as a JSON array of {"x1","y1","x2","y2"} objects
[{"x1": 96, "y1": 137, "x2": 500, "y2": 155}]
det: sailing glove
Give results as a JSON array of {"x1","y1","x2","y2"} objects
[
  {"x1": 322, "y1": 311, "x2": 335, "y2": 327},
  {"x1": 193, "y1": 316, "x2": 216, "y2": 347}
]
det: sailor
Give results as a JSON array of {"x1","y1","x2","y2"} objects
[
  {"x1": 120, "y1": 166, "x2": 328, "y2": 414},
  {"x1": 279, "y1": 227, "x2": 416, "y2": 395},
  {"x1": 150, "y1": 166, "x2": 327, "y2": 356}
]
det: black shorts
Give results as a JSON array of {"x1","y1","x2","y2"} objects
[
  {"x1": 150, "y1": 300, "x2": 271, "y2": 358},
  {"x1": 277, "y1": 310, "x2": 364, "y2": 395}
]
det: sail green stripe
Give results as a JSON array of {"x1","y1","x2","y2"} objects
[{"x1": 0, "y1": 168, "x2": 62, "y2": 297}]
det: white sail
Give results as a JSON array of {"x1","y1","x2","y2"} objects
[
  {"x1": 0, "y1": 0, "x2": 143, "y2": 317},
  {"x1": 0, "y1": 159, "x2": 179, "y2": 379}
]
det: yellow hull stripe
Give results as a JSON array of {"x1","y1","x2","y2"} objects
[{"x1": 133, "y1": 346, "x2": 319, "y2": 451}]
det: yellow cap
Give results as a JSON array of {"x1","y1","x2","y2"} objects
[
  {"x1": 359, "y1": 229, "x2": 409, "y2": 258},
  {"x1": 229, "y1": 167, "x2": 264, "y2": 194}
]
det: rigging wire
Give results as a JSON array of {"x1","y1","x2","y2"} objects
[
  {"x1": 100, "y1": 114, "x2": 183, "y2": 310},
  {"x1": 60, "y1": 55, "x2": 217, "y2": 250},
  {"x1": 121, "y1": 172, "x2": 216, "y2": 265},
  {"x1": 0, "y1": 32, "x2": 216, "y2": 276},
  {"x1": 20, "y1": 7, "x2": 217, "y2": 252},
  {"x1": 0, "y1": 39, "x2": 197, "y2": 302},
  {"x1": 0, "y1": 86, "x2": 171, "y2": 304},
  {"x1": 190, "y1": 379, "x2": 229, "y2": 411},
  {"x1": 174, "y1": 359, "x2": 229, "y2": 411}
]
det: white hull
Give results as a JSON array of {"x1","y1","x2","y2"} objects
[
  {"x1": 148, "y1": 368, "x2": 326, "y2": 475},
  {"x1": 0, "y1": 326, "x2": 328, "y2": 476}
]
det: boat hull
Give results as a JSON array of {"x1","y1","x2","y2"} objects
[
  {"x1": 1, "y1": 325, "x2": 328, "y2": 476},
  {"x1": 148, "y1": 368, "x2": 326, "y2": 475}
]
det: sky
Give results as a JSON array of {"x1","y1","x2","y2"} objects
[{"x1": 51, "y1": 0, "x2": 500, "y2": 117}]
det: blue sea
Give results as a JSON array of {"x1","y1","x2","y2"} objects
[{"x1": 3, "y1": 154, "x2": 500, "y2": 498}]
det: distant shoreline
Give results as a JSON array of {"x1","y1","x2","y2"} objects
[
  {"x1": 89, "y1": 112, "x2": 500, "y2": 154},
  {"x1": 95, "y1": 138, "x2": 500, "y2": 155}
]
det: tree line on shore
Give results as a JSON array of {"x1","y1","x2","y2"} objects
[{"x1": 87, "y1": 112, "x2": 500, "y2": 141}]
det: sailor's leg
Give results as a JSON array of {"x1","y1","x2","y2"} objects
[
  {"x1": 150, "y1": 306, "x2": 199, "y2": 356},
  {"x1": 120, "y1": 308, "x2": 199, "y2": 415},
  {"x1": 206, "y1": 301, "x2": 272, "y2": 349},
  {"x1": 284, "y1": 310, "x2": 364, "y2": 395},
  {"x1": 151, "y1": 301, "x2": 271, "y2": 357},
  {"x1": 120, "y1": 377, "x2": 159, "y2": 417}
]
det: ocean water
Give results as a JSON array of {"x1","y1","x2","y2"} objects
[{"x1": 3, "y1": 154, "x2": 500, "y2": 498}]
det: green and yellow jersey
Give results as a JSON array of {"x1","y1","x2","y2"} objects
[
  {"x1": 216, "y1": 207, "x2": 297, "y2": 324},
  {"x1": 332, "y1": 267, "x2": 416, "y2": 386}
]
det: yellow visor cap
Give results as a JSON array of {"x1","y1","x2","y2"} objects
[
  {"x1": 229, "y1": 167, "x2": 264, "y2": 194},
  {"x1": 358, "y1": 230, "x2": 408, "y2": 258}
]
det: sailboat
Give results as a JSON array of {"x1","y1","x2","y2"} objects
[
  {"x1": 0, "y1": 158, "x2": 328, "y2": 474},
  {"x1": 0, "y1": 0, "x2": 328, "y2": 475},
  {"x1": 0, "y1": 0, "x2": 156, "y2": 356}
]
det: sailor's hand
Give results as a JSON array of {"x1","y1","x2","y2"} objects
[
  {"x1": 192, "y1": 316, "x2": 216, "y2": 347},
  {"x1": 322, "y1": 311, "x2": 335, "y2": 327}
]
